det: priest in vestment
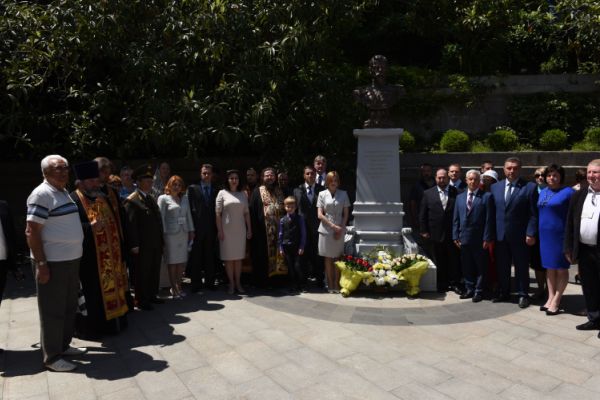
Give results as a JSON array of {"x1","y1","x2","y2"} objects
[
  {"x1": 71, "y1": 161, "x2": 128, "y2": 339},
  {"x1": 249, "y1": 167, "x2": 286, "y2": 287}
]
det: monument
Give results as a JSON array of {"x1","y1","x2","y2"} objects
[{"x1": 352, "y1": 55, "x2": 435, "y2": 290}]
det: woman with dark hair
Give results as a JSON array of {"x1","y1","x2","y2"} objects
[
  {"x1": 538, "y1": 164, "x2": 575, "y2": 315},
  {"x1": 216, "y1": 170, "x2": 252, "y2": 294},
  {"x1": 530, "y1": 167, "x2": 547, "y2": 300},
  {"x1": 157, "y1": 175, "x2": 195, "y2": 299},
  {"x1": 317, "y1": 171, "x2": 350, "y2": 293}
]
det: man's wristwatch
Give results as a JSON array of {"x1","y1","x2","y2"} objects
[{"x1": 37, "y1": 260, "x2": 47, "y2": 267}]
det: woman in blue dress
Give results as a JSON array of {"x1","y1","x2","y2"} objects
[{"x1": 538, "y1": 164, "x2": 575, "y2": 315}]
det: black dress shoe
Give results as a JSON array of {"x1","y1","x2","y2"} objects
[
  {"x1": 492, "y1": 294, "x2": 509, "y2": 303},
  {"x1": 576, "y1": 320, "x2": 600, "y2": 330},
  {"x1": 138, "y1": 303, "x2": 154, "y2": 311},
  {"x1": 472, "y1": 293, "x2": 483, "y2": 303},
  {"x1": 459, "y1": 291, "x2": 474, "y2": 299},
  {"x1": 518, "y1": 296, "x2": 530, "y2": 309},
  {"x1": 452, "y1": 285, "x2": 464, "y2": 295},
  {"x1": 150, "y1": 297, "x2": 165, "y2": 304}
]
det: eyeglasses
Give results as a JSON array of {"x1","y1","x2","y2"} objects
[
  {"x1": 51, "y1": 166, "x2": 70, "y2": 172},
  {"x1": 534, "y1": 174, "x2": 542, "y2": 178}
]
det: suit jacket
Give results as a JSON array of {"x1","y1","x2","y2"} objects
[
  {"x1": 0, "y1": 200, "x2": 16, "y2": 270},
  {"x1": 419, "y1": 185, "x2": 458, "y2": 243},
  {"x1": 187, "y1": 183, "x2": 217, "y2": 238},
  {"x1": 452, "y1": 190, "x2": 495, "y2": 245},
  {"x1": 123, "y1": 190, "x2": 164, "y2": 250},
  {"x1": 564, "y1": 188, "x2": 600, "y2": 262},
  {"x1": 157, "y1": 194, "x2": 195, "y2": 234},
  {"x1": 491, "y1": 178, "x2": 538, "y2": 241},
  {"x1": 293, "y1": 183, "x2": 323, "y2": 236},
  {"x1": 450, "y1": 180, "x2": 467, "y2": 193}
]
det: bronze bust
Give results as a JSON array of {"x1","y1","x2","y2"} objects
[{"x1": 353, "y1": 55, "x2": 404, "y2": 128}]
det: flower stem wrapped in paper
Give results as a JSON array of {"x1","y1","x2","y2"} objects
[
  {"x1": 335, "y1": 255, "x2": 373, "y2": 297},
  {"x1": 394, "y1": 254, "x2": 429, "y2": 296}
]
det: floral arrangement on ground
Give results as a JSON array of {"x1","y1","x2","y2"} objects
[{"x1": 335, "y1": 247, "x2": 430, "y2": 297}]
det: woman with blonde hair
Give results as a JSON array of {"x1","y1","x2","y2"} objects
[
  {"x1": 317, "y1": 171, "x2": 350, "y2": 292},
  {"x1": 157, "y1": 175, "x2": 195, "y2": 299}
]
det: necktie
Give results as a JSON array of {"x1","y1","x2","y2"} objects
[
  {"x1": 318, "y1": 175, "x2": 323, "y2": 186},
  {"x1": 467, "y1": 192, "x2": 474, "y2": 213},
  {"x1": 440, "y1": 190, "x2": 447, "y2": 210},
  {"x1": 307, "y1": 186, "x2": 312, "y2": 196},
  {"x1": 204, "y1": 186, "x2": 210, "y2": 200},
  {"x1": 505, "y1": 182, "x2": 512, "y2": 203}
]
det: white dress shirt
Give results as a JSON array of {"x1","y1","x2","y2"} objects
[{"x1": 580, "y1": 187, "x2": 600, "y2": 245}]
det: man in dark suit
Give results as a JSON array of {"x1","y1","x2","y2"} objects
[
  {"x1": 453, "y1": 170, "x2": 495, "y2": 302},
  {"x1": 565, "y1": 159, "x2": 600, "y2": 334},
  {"x1": 294, "y1": 166, "x2": 324, "y2": 288},
  {"x1": 187, "y1": 163, "x2": 218, "y2": 291},
  {"x1": 124, "y1": 165, "x2": 164, "y2": 310},
  {"x1": 448, "y1": 163, "x2": 467, "y2": 192},
  {"x1": 419, "y1": 168, "x2": 461, "y2": 293},
  {"x1": 491, "y1": 157, "x2": 538, "y2": 308}
]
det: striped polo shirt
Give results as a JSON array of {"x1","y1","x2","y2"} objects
[{"x1": 27, "y1": 180, "x2": 83, "y2": 262}]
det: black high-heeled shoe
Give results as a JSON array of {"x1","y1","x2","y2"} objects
[
  {"x1": 575, "y1": 274, "x2": 581, "y2": 284},
  {"x1": 546, "y1": 309, "x2": 561, "y2": 316},
  {"x1": 540, "y1": 306, "x2": 548, "y2": 312}
]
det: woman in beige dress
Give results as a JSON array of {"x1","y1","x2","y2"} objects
[
  {"x1": 317, "y1": 171, "x2": 350, "y2": 293},
  {"x1": 216, "y1": 170, "x2": 252, "y2": 294}
]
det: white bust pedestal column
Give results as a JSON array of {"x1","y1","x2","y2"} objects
[
  {"x1": 352, "y1": 128, "x2": 405, "y2": 254},
  {"x1": 352, "y1": 128, "x2": 436, "y2": 291}
]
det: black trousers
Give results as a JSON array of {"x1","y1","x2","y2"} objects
[
  {"x1": 579, "y1": 243, "x2": 600, "y2": 321},
  {"x1": 428, "y1": 240, "x2": 461, "y2": 290},
  {"x1": 300, "y1": 233, "x2": 323, "y2": 283},
  {"x1": 189, "y1": 234, "x2": 217, "y2": 289},
  {"x1": 133, "y1": 246, "x2": 162, "y2": 306},
  {"x1": 283, "y1": 244, "x2": 303, "y2": 288}
]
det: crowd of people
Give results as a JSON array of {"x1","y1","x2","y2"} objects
[
  {"x1": 1, "y1": 152, "x2": 597, "y2": 372},
  {"x1": 414, "y1": 157, "x2": 600, "y2": 336},
  {"x1": 18, "y1": 153, "x2": 347, "y2": 371}
]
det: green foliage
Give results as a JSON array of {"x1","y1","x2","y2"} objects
[
  {"x1": 508, "y1": 93, "x2": 600, "y2": 146},
  {"x1": 0, "y1": 0, "x2": 377, "y2": 161},
  {"x1": 487, "y1": 128, "x2": 519, "y2": 151},
  {"x1": 572, "y1": 140, "x2": 600, "y2": 151},
  {"x1": 440, "y1": 129, "x2": 470, "y2": 152},
  {"x1": 584, "y1": 126, "x2": 600, "y2": 144},
  {"x1": 470, "y1": 140, "x2": 491, "y2": 152},
  {"x1": 399, "y1": 130, "x2": 416, "y2": 153},
  {"x1": 539, "y1": 129, "x2": 568, "y2": 151}
]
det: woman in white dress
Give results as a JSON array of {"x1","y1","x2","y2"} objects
[
  {"x1": 317, "y1": 171, "x2": 350, "y2": 293},
  {"x1": 157, "y1": 176, "x2": 195, "y2": 299},
  {"x1": 216, "y1": 170, "x2": 252, "y2": 294}
]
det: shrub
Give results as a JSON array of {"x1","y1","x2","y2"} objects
[
  {"x1": 471, "y1": 140, "x2": 491, "y2": 152},
  {"x1": 487, "y1": 128, "x2": 519, "y2": 151},
  {"x1": 584, "y1": 126, "x2": 600, "y2": 144},
  {"x1": 539, "y1": 129, "x2": 568, "y2": 151},
  {"x1": 572, "y1": 141, "x2": 600, "y2": 151},
  {"x1": 399, "y1": 130, "x2": 417, "y2": 152},
  {"x1": 439, "y1": 129, "x2": 470, "y2": 152}
]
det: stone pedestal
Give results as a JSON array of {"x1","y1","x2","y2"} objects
[
  {"x1": 352, "y1": 128, "x2": 405, "y2": 254},
  {"x1": 352, "y1": 128, "x2": 436, "y2": 292}
]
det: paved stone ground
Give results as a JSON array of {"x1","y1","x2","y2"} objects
[{"x1": 2, "y1": 270, "x2": 600, "y2": 400}]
